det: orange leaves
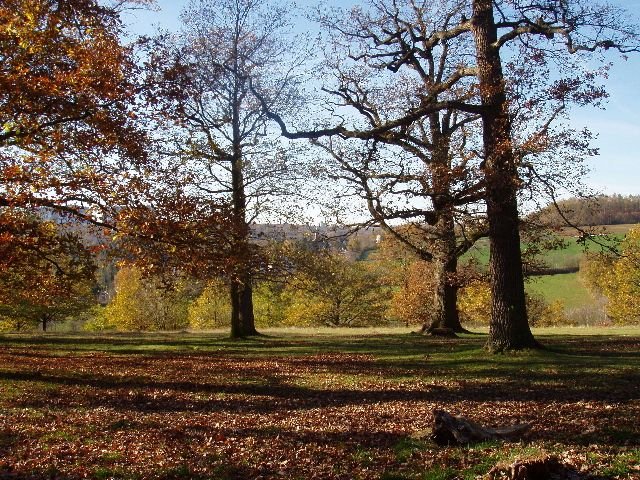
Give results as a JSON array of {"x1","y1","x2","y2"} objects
[
  {"x1": 112, "y1": 195, "x2": 240, "y2": 280},
  {"x1": 1, "y1": 0, "x2": 144, "y2": 200},
  {"x1": 0, "y1": 0, "x2": 150, "y2": 282},
  {"x1": 1, "y1": 336, "x2": 639, "y2": 479},
  {"x1": 0, "y1": 1, "x2": 243, "y2": 322}
]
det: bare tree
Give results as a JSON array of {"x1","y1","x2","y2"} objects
[
  {"x1": 257, "y1": 0, "x2": 639, "y2": 349},
  {"x1": 146, "y1": 0, "x2": 302, "y2": 337},
  {"x1": 256, "y1": 0, "x2": 487, "y2": 334},
  {"x1": 306, "y1": 1, "x2": 490, "y2": 334}
]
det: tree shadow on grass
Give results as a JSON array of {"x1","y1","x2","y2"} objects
[
  {"x1": 1, "y1": 331, "x2": 639, "y2": 413},
  {"x1": 0, "y1": 461, "x2": 259, "y2": 480},
  {"x1": 0, "y1": 429, "x2": 18, "y2": 459},
  {"x1": 541, "y1": 335, "x2": 640, "y2": 358},
  {"x1": 0, "y1": 332, "x2": 484, "y2": 357},
  {"x1": 2, "y1": 360, "x2": 638, "y2": 413},
  {"x1": 1, "y1": 414, "x2": 633, "y2": 480},
  {"x1": 1, "y1": 333, "x2": 638, "y2": 480}
]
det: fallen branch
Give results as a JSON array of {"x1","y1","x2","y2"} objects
[{"x1": 431, "y1": 409, "x2": 531, "y2": 446}]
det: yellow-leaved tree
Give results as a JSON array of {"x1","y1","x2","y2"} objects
[
  {"x1": 188, "y1": 279, "x2": 231, "y2": 330},
  {"x1": 188, "y1": 280, "x2": 288, "y2": 329},
  {"x1": 387, "y1": 260, "x2": 436, "y2": 327},
  {"x1": 458, "y1": 281, "x2": 492, "y2": 326},
  {"x1": 458, "y1": 280, "x2": 568, "y2": 327},
  {"x1": 283, "y1": 251, "x2": 390, "y2": 327},
  {"x1": 98, "y1": 266, "x2": 190, "y2": 331},
  {"x1": 582, "y1": 227, "x2": 640, "y2": 324},
  {"x1": 252, "y1": 283, "x2": 288, "y2": 327}
]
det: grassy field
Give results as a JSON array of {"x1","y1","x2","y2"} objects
[
  {"x1": 1, "y1": 329, "x2": 638, "y2": 479},
  {"x1": 464, "y1": 232, "x2": 625, "y2": 272},
  {"x1": 525, "y1": 273, "x2": 594, "y2": 310},
  {"x1": 462, "y1": 226, "x2": 634, "y2": 314}
]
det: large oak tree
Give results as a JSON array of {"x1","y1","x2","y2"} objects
[
  {"x1": 261, "y1": 0, "x2": 639, "y2": 349},
  {"x1": 469, "y1": 0, "x2": 637, "y2": 350},
  {"x1": 311, "y1": 1, "x2": 486, "y2": 334}
]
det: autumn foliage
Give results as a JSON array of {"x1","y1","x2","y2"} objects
[
  {"x1": 0, "y1": 209, "x2": 95, "y2": 331},
  {"x1": 0, "y1": 0, "x2": 145, "y2": 193},
  {"x1": 582, "y1": 226, "x2": 640, "y2": 324},
  {"x1": 0, "y1": 0, "x2": 146, "y2": 315},
  {"x1": 387, "y1": 260, "x2": 436, "y2": 328},
  {"x1": 1, "y1": 0, "x2": 639, "y2": 343},
  {"x1": 99, "y1": 266, "x2": 192, "y2": 331}
]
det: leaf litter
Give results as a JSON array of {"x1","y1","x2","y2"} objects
[{"x1": 0, "y1": 335, "x2": 638, "y2": 479}]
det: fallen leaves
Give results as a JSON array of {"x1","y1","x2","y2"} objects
[{"x1": 0, "y1": 334, "x2": 638, "y2": 479}]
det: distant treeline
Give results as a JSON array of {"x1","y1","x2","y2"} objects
[{"x1": 535, "y1": 195, "x2": 640, "y2": 227}]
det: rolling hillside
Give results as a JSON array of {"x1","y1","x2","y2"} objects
[{"x1": 463, "y1": 224, "x2": 635, "y2": 317}]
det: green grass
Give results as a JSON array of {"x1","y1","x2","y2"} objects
[
  {"x1": 462, "y1": 237, "x2": 491, "y2": 266},
  {"x1": 531, "y1": 325, "x2": 640, "y2": 335},
  {"x1": 525, "y1": 272, "x2": 594, "y2": 310},
  {"x1": 0, "y1": 329, "x2": 639, "y2": 479},
  {"x1": 461, "y1": 231, "x2": 625, "y2": 313},
  {"x1": 422, "y1": 467, "x2": 456, "y2": 480},
  {"x1": 559, "y1": 224, "x2": 636, "y2": 236},
  {"x1": 542, "y1": 234, "x2": 623, "y2": 269},
  {"x1": 464, "y1": 234, "x2": 624, "y2": 271}
]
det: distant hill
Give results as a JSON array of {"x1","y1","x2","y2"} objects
[{"x1": 534, "y1": 194, "x2": 640, "y2": 227}]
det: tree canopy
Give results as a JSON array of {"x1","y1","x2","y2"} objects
[{"x1": 1, "y1": 0, "x2": 639, "y2": 347}]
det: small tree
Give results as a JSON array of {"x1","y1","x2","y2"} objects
[
  {"x1": 582, "y1": 227, "x2": 640, "y2": 324},
  {"x1": 0, "y1": 210, "x2": 96, "y2": 331},
  {"x1": 387, "y1": 260, "x2": 436, "y2": 328},
  {"x1": 104, "y1": 266, "x2": 191, "y2": 331},
  {"x1": 252, "y1": 282, "x2": 288, "y2": 327},
  {"x1": 458, "y1": 280, "x2": 492, "y2": 326},
  {"x1": 284, "y1": 250, "x2": 390, "y2": 327},
  {"x1": 188, "y1": 279, "x2": 232, "y2": 330}
]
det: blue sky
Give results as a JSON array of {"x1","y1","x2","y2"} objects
[{"x1": 123, "y1": 0, "x2": 640, "y2": 197}]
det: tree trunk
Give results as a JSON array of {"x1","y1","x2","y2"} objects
[
  {"x1": 471, "y1": 0, "x2": 539, "y2": 351},
  {"x1": 230, "y1": 280, "x2": 241, "y2": 338},
  {"x1": 424, "y1": 128, "x2": 466, "y2": 335},
  {"x1": 228, "y1": 71, "x2": 258, "y2": 339},
  {"x1": 240, "y1": 273, "x2": 257, "y2": 335},
  {"x1": 230, "y1": 272, "x2": 257, "y2": 338},
  {"x1": 333, "y1": 298, "x2": 342, "y2": 327},
  {"x1": 426, "y1": 250, "x2": 465, "y2": 334}
]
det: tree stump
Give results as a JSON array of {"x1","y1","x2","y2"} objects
[
  {"x1": 431, "y1": 409, "x2": 531, "y2": 446},
  {"x1": 414, "y1": 325, "x2": 459, "y2": 337},
  {"x1": 487, "y1": 455, "x2": 587, "y2": 480}
]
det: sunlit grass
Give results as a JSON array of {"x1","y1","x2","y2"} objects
[
  {"x1": 0, "y1": 327, "x2": 638, "y2": 479},
  {"x1": 526, "y1": 272, "x2": 594, "y2": 310}
]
